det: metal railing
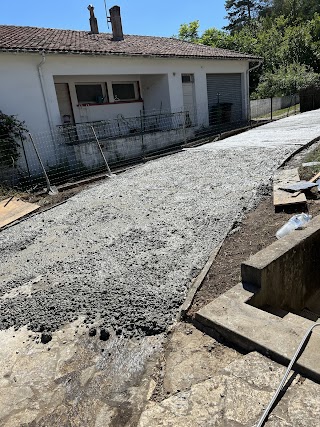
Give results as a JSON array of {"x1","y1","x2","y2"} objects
[{"x1": 0, "y1": 95, "x2": 304, "y2": 192}]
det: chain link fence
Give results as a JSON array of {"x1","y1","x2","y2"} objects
[{"x1": 0, "y1": 94, "x2": 302, "y2": 192}]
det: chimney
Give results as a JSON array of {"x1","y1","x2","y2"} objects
[
  {"x1": 88, "y1": 5, "x2": 99, "y2": 34},
  {"x1": 109, "y1": 5, "x2": 124, "y2": 41}
]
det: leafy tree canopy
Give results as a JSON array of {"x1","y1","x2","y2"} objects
[
  {"x1": 177, "y1": 1, "x2": 320, "y2": 98},
  {"x1": 254, "y1": 63, "x2": 320, "y2": 98}
]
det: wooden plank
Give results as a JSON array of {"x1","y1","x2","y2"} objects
[
  {"x1": 0, "y1": 197, "x2": 40, "y2": 229},
  {"x1": 273, "y1": 168, "x2": 307, "y2": 207}
]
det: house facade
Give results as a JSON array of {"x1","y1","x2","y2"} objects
[{"x1": 0, "y1": 6, "x2": 260, "y2": 178}]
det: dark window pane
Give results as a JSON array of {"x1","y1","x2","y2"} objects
[
  {"x1": 182, "y1": 75, "x2": 193, "y2": 83},
  {"x1": 76, "y1": 84, "x2": 104, "y2": 103},
  {"x1": 112, "y1": 83, "x2": 136, "y2": 101}
]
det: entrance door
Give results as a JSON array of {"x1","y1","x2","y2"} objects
[
  {"x1": 182, "y1": 74, "x2": 196, "y2": 126},
  {"x1": 54, "y1": 83, "x2": 75, "y2": 125}
]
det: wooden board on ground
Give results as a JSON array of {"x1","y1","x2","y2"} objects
[
  {"x1": 0, "y1": 197, "x2": 40, "y2": 229},
  {"x1": 273, "y1": 168, "x2": 307, "y2": 208}
]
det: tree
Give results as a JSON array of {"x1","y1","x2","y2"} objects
[
  {"x1": 177, "y1": 21, "x2": 200, "y2": 43},
  {"x1": 200, "y1": 28, "x2": 234, "y2": 49},
  {"x1": 0, "y1": 111, "x2": 26, "y2": 167},
  {"x1": 254, "y1": 63, "x2": 320, "y2": 98},
  {"x1": 224, "y1": 0, "x2": 268, "y2": 33}
]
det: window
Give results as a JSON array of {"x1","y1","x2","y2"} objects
[
  {"x1": 112, "y1": 82, "x2": 139, "y2": 101},
  {"x1": 182, "y1": 74, "x2": 194, "y2": 83},
  {"x1": 75, "y1": 83, "x2": 108, "y2": 104}
]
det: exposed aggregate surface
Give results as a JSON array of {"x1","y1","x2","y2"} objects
[{"x1": 0, "y1": 144, "x2": 295, "y2": 338}]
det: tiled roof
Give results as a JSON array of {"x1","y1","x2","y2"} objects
[{"x1": 0, "y1": 25, "x2": 260, "y2": 61}]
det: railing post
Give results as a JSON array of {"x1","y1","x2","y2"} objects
[
  {"x1": 90, "y1": 125, "x2": 112, "y2": 177},
  {"x1": 140, "y1": 110, "x2": 145, "y2": 157},
  {"x1": 19, "y1": 131, "x2": 32, "y2": 186},
  {"x1": 28, "y1": 133, "x2": 58, "y2": 194},
  {"x1": 270, "y1": 97, "x2": 273, "y2": 121},
  {"x1": 183, "y1": 111, "x2": 187, "y2": 145}
]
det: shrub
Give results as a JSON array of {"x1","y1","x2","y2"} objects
[{"x1": 0, "y1": 111, "x2": 27, "y2": 167}]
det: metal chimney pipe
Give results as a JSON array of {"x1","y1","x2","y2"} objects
[
  {"x1": 109, "y1": 5, "x2": 124, "y2": 41},
  {"x1": 88, "y1": 5, "x2": 99, "y2": 34}
]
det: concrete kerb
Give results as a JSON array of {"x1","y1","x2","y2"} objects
[
  {"x1": 278, "y1": 135, "x2": 320, "y2": 169},
  {"x1": 177, "y1": 239, "x2": 226, "y2": 321}
]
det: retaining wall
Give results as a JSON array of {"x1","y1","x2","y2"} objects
[{"x1": 250, "y1": 95, "x2": 299, "y2": 119}]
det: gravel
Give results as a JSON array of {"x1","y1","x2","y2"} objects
[{"x1": 0, "y1": 144, "x2": 298, "y2": 338}]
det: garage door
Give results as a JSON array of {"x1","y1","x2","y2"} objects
[{"x1": 206, "y1": 74, "x2": 243, "y2": 125}]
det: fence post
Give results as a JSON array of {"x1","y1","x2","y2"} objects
[
  {"x1": 90, "y1": 126, "x2": 112, "y2": 176},
  {"x1": 19, "y1": 131, "x2": 32, "y2": 186},
  {"x1": 28, "y1": 133, "x2": 58, "y2": 194},
  {"x1": 140, "y1": 110, "x2": 145, "y2": 157},
  {"x1": 270, "y1": 97, "x2": 273, "y2": 121},
  {"x1": 183, "y1": 111, "x2": 187, "y2": 145}
]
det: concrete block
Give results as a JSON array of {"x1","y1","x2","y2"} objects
[
  {"x1": 196, "y1": 283, "x2": 320, "y2": 382},
  {"x1": 241, "y1": 215, "x2": 320, "y2": 312}
]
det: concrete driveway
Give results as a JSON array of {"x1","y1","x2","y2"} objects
[{"x1": 0, "y1": 110, "x2": 320, "y2": 426}]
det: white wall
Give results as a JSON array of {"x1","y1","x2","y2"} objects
[
  {"x1": 0, "y1": 54, "x2": 49, "y2": 132},
  {"x1": 140, "y1": 74, "x2": 171, "y2": 113},
  {"x1": 0, "y1": 52, "x2": 250, "y2": 135}
]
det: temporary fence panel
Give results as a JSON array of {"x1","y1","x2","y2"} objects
[{"x1": 2, "y1": 91, "x2": 305, "y2": 191}]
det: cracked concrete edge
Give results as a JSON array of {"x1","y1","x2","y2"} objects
[{"x1": 177, "y1": 238, "x2": 226, "y2": 322}]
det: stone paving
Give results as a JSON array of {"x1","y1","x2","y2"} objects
[
  {"x1": 0, "y1": 321, "x2": 163, "y2": 426},
  {"x1": 137, "y1": 324, "x2": 320, "y2": 427}
]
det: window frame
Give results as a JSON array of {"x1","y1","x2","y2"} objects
[
  {"x1": 181, "y1": 74, "x2": 195, "y2": 84},
  {"x1": 111, "y1": 81, "x2": 140, "y2": 102},
  {"x1": 75, "y1": 82, "x2": 108, "y2": 105}
]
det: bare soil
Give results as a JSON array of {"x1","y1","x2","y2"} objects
[{"x1": 188, "y1": 195, "x2": 320, "y2": 317}]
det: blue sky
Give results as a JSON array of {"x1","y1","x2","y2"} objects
[{"x1": 2, "y1": 1, "x2": 228, "y2": 36}]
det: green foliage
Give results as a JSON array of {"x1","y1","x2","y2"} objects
[
  {"x1": 0, "y1": 111, "x2": 27, "y2": 167},
  {"x1": 254, "y1": 63, "x2": 320, "y2": 98},
  {"x1": 177, "y1": 0, "x2": 320, "y2": 98},
  {"x1": 200, "y1": 28, "x2": 234, "y2": 49},
  {"x1": 178, "y1": 21, "x2": 200, "y2": 43},
  {"x1": 224, "y1": 0, "x2": 269, "y2": 33},
  {"x1": 271, "y1": 0, "x2": 320, "y2": 22}
]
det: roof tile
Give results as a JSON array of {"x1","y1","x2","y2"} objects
[{"x1": 0, "y1": 25, "x2": 259, "y2": 60}]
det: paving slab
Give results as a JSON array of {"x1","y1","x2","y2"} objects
[
  {"x1": 0, "y1": 322, "x2": 163, "y2": 427},
  {"x1": 160, "y1": 323, "x2": 238, "y2": 396},
  {"x1": 138, "y1": 351, "x2": 320, "y2": 427}
]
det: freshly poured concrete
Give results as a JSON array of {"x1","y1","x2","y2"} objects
[{"x1": 196, "y1": 284, "x2": 320, "y2": 381}]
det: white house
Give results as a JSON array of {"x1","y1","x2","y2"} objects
[{"x1": 0, "y1": 5, "x2": 260, "y2": 176}]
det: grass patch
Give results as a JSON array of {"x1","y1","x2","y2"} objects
[
  {"x1": 258, "y1": 104, "x2": 300, "y2": 120},
  {"x1": 298, "y1": 143, "x2": 320, "y2": 181}
]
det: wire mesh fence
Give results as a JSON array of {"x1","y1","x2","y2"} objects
[{"x1": 0, "y1": 93, "x2": 303, "y2": 192}]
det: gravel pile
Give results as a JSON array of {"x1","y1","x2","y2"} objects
[{"x1": 0, "y1": 145, "x2": 294, "y2": 338}]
